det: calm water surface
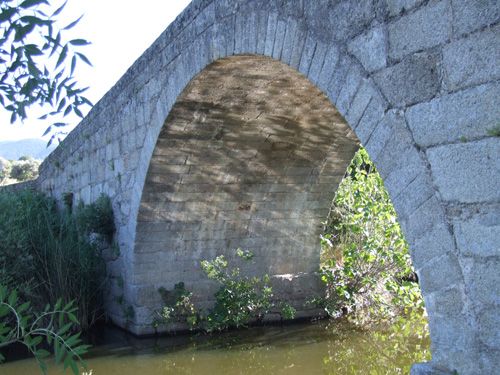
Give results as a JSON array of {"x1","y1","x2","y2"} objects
[{"x1": 2, "y1": 314, "x2": 430, "y2": 375}]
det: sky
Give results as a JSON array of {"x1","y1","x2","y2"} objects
[{"x1": 0, "y1": 0, "x2": 192, "y2": 142}]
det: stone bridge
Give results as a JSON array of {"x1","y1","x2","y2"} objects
[{"x1": 29, "y1": 1, "x2": 499, "y2": 374}]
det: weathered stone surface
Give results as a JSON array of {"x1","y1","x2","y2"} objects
[
  {"x1": 373, "y1": 51, "x2": 441, "y2": 107},
  {"x1": 410, "y1": 362, "x2": 453, "y2": 375},
  {"x1": 462, "y1": 257, "x2": 500, "y2": 308},
  {"x1": 426, "y1": 138, "x2": 500, "y2": 203},
  {"x1": 409, "y1": 223, "x2": 455, "y2": 270},
  {"x1": 443, "y1": 26, "x2": 500, "y2": 91},
  {"x1": 479, "y1": 307, "x2": 500, "y2": 349},
  {"x1": 454, "y1": 207, "x2": 500, "y2": 257},
  {"x1": 347, "y1": 24, "x2": 387, "y2": 72},
  {"x1": 388, "y1": 0, "x2": 451, "y2": 60},
  {"x1": 362, "y1": 110, "x2": 399, "y2": 160},
  {"x1": 418, "y1": 253, "x2": 463, "y2": 293},
  {"x1": 390, "y1": 170, "x2": 435, "y2": 223},
  {"x1": 386, "y1": 0, "x2": 424, "y2": 17},
  {"x1": 451, "y1": 0, "x2": 500, "y2": 36},
  {"x1": 406, "y1": 82, "x2": 500, "y2": 147}
]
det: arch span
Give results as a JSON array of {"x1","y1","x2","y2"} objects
[
  {"x1": 135, "y1": 55, "x2": 358, "y2": 316},
  {"x1": 35, "y1": 1, "x2": 500, "y2": 374}
]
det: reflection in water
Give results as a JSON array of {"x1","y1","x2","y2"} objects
[{"x1": 2, "y1": 311, "x2": 430, "y2": 375}]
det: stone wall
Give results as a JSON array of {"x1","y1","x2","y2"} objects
[{"x1": 35, "y1": 1, "x2": 499, "y2": 374}]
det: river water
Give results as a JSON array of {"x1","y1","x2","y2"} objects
[{"x1": 2, "y1": 313, "x2": 430, "y2": 375}]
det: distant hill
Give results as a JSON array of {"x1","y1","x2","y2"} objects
[{"x1": 0, "y1": 138, "x2": 56, "y2": 161}]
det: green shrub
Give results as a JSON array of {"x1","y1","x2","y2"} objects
[
  {"x1": 9, "y1": 158, "x2": 40, "y2": 182},
  {"x1": 318, "y1": 148, "x2": 423, "y2": 322},
  {"x1": 155, "y1": 249, "x2": 296, "y2": 332},
  {"x1": 155, "y1": 282, "x2": 198, "y2": 329},
  {"x1": 0, "y1": 189, "x2": 112, "y2": 330}
]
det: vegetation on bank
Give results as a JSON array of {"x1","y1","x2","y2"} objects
[
  {"x1": 0, "y1": 190, "x2": 114, "y2": 373},
  {"x1": 317, "y1": 148, "x2": 423, "y2": 323},
  {"x1": 0, "y1": 156, "x2": 40, "y2": 186}
]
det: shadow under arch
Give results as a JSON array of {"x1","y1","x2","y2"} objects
[{"x1": 134, "y1": 55, "x2": 361, "y2": 324}]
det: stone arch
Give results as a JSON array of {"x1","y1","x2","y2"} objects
[
  {"x1": 35, "y1": 1, "x2": 499, "y2": 374},
  {"x1": 134, "y1": 54, "x2": 359, "y2": 323}
]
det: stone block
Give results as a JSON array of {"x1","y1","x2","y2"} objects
[
  {"x1": 478, "y1": 307, "x2": 500, "y2": 349},
  {"x1": 354, "y1": 89, "x2": 388, "y2": 145},
  {"x1": 371, "y1": 113, "x2": 417, "y2": 179},
  {"x1": 363, "y1": 109, "x2": 403, "y2": 161},
  {"x1": 452, "y1": 0, "x2": 500, "y2": 36},
  {"x1": 424, "y1": 286, "x2": 466, "y2": 318},
  {"x1": 264, "y1": 12, "x2": 278, "y2": 57},
  {"x1": 417, "y1": 253, "x2": 463, "y2": 293},
  {"x1": 454, "y1": 207, "x2": 500, "y2": 257},
  {"x1": 388, "y1": 0, "x2": 451, "y2": 60},
  {"x1": 443, "y1": 26, "x2": 500, "y2": 91},
  {"x1": 402, "y1": 196, "x2": 448, "y2": 245},
  {"x1": 346, "y1": 78, "x2": 382, "y2": 129},
  {"x1": 316, "y1": 45, "x2": 340, "y2": 92},
  {"x1": 426, "y1": 138, "x2": 500, "y2": 203},
  {"x1": 463, "y1": 257, "x2": 500, "y2": 307},
  {"x1": 326, "y1": 55, "x2": 352, "y2": 103},
  {"x1": 390, "y1": 170, "x2": 435, "y2": 222},
  {"x1": 373, "y1": 51, "x2": 441, "y2": 107},
  {"x1": 428, "y1": 313, "x2": 480, "y2": 374},
  {"x1": 326, "y1": 0, "x2": 375, "y2": 42},
  {"x1": 272, "y1": 18, "x2": 286, "y2": 60},
  {"x1": 406, "y1": 81, "x2": 500, "y2": 147},
  {"x1": 280, "y1": 18, "x2": 297, "y2": 65},
  {"x1": 298, "y1": 34, "x2": 316, "y2": 76},
  {"x1": 348, "y1": 24, "x2": 387, "y2": 72},
  {"x1": 336, "y1": 63, "x2": 364, "y2": 116},
  {"x1": 386, "y1": 0, "x2": 424, "y2": 17},
  {"x1": 308, "y1": 42, "x2": 328, "y2": 85},
  {"x1": 255, "y1": 11, "x2": 268, "y2": 55},
  {"x1": 289, "y1": 25, "x2": 307, "y2": 70},
  {"x1": 410, "y1": 362, "x2": 453, "y2": 375}
]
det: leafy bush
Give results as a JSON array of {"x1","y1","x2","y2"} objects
[
  {"x1": 155, "y1": 249, "x2": 296, "y2": 332},
  {"x1": 318, "y1": 148, "x2": 423, "y2": 322},
  {"x1": 0, "y1": 189, "x2": 112, "y2": 330},
  {"x1": 9, "y1": 160, "x2": 40, "y2": 181},
  {"x1": 0, "y1": 285, "x2": 90, "y2": 375},
  {"x1": 0, "y1": 157, "x2": 40, "y2": 185},
  {"x1": 155, "y1": 282, "x2": 198, "y2": 329}
]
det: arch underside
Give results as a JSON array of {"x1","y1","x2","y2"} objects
[{"x1": 135, "y1": 55, "x2": 359, "y2": 318}]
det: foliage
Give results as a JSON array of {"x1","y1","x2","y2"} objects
[
  {"x1": 0, "y1": 0, "x2": 93, "y2": 144},
  {"x1": 0, "y1": 189, "x2": 112, "y2": 330},
  {"x1": 75, "y1": 194, "x2": 115, "y2": 242},
  {"x1": 0, "y1": 156, "x2": 41, "y2": 185},
  {"x1": 0, "y1": 284, "x2": 90, "y2": 375},
  {"x1": 155, "y1": 249, "x2": 296, "y2": 332},
  {"x1": 8, "y1": 156, "x2": 40, "y2": 181},
  {"x1": 318, "y1": 148, "x2": 423, "y2": 322},
  {"x1": 155, "y1": 282, "x2": 198, "y2": 329},
  {"x1": 487, "y1": 124, "x2": 500, "y2": 137}
]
